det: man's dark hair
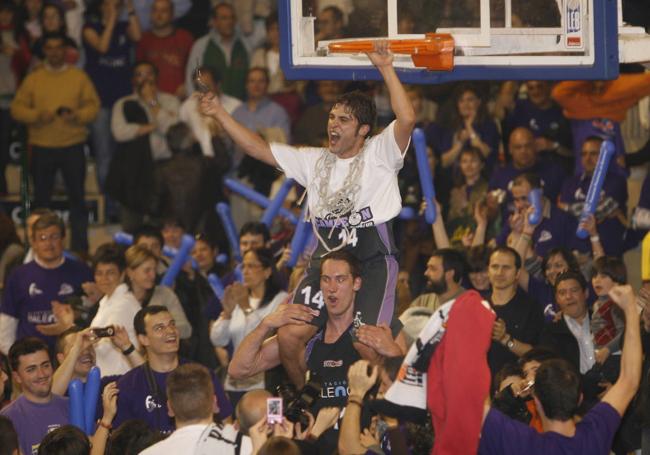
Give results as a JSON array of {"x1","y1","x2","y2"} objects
[
  {"x1": 247, "y1": 66, "x2": 270, "y2": 85},
  {"x1": 0, "y1": 416, "x2": 19, "y2": 455},
  {"x1": 167, "y1": 363, "x2": 214, "y2": 422},
  {"x1": 492, "y1": 363, "x2": 523, "y2": 397},
  {"x1": 431, "y1": 248, "x2": 466, "y2": 283},
  {"x1": 108, "y1": 420, "x2": 164, "y2": 455},
  {"x1": 321, "y1": 5, "x2": 344, "y2": 23},
  {"x1": 166, "y1": 122, "x2": 195, "y2": 155},
  {"x1": 534, "y1": 359, "x2": 581, "y2": 421},
  {"x1": 239, "y1": 221, "x2": 270, "y2": 243},
  {"x1": 541, "y1": 248, "x2": 580, "y2": 284},
  {"x1": 132, "y1": 60, "x2": 159, "y2": 77},
  {"x1": 592, "y1": 256, "x2": 627, "y2": 285},
  {"x1": 382, "y1": 356, "x2": 405, "y2": 383},
  {"x1": 583, "y1": 135, "x2": 604, "y2": 147},
  {"x1": 512, "y1": 172, "x2": 542, "y2": 190},
  {"x1": 554, "y1": 270, "x2": 588, "y2": 293},
  {"x1": 519, "y1": 347, "x2": 557, "y2": 368},
  {"x1": 466, "y1": 245, "x2": 491, "y2": 273},
  {"x1": 55, "y1": 326, "x2": 83, "y2": 355},
  {"x1": 134, "y1": 305, "x2": 170, "y2": 336},
  {"x1": 212, "y1": 1, "x2": 234, "y2": 18},
  {"x1": 32, "y1": 212, "x2": 65, "y2": 240},
  {"x1": 489, "y1": 246, "x2": 522, "y2": 270},
  {"x1": 133, "y1": 225, "x2": 164, "y2": 249},
  {"x1": 333, "y1": 90, "x2": 377, "y2": 137},
  {"x1": 92, "y1": 242, "x2": 126, "y2": 272},
  {"x1": 41, "y1": 31, "x2": 66, "y2": 46},
  {"x1": 320, "y1": 249, "x2": 362, "y2": 279},
  {"x1": 196, "y1": 65, "x2": 221, "y2": 85},
  {"x1": 38, "y1": 425, "x2": 90, "y2": 455},
  {"x1": 259, "y1": 437, "x2": 301, "y2": 455},
  {"x1": 9, "y1": 337, "x2": 50, "y2": 371}
]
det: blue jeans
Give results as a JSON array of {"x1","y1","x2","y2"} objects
[{"x1": 89, "y1": 107, "x2": 118, "y2": 218}]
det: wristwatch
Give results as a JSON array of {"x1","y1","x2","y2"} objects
[{"x1": 506, "y1": 336, "x2": 515, "y2": 350}]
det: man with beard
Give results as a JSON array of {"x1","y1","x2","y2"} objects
[{"x1": 413, "y1": 248, "x2": 467, "y2": 310}]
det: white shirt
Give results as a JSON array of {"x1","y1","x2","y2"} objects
[
  {"x1": 179, "y1": 94, "x2": 241, "y2": 157},
  {"x1": 270, "y1": 120, "x2": 408, "y2": 225},
  {"x1": 210, "y1": 291, "x2": 286, "y2": 391},
  {"x1": 139, "y1": 422, "x2": 252, "y2": 455},
  {"x1": 91, "y1": 283, "x2": 141, "y2": 377},
  {"x1": 564, "y1": 313, "x2": 596, "y2": 374}
]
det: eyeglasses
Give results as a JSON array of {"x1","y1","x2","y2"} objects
[
  {"x1": 241, "y1": 262, "x2": 264, "y2": 270},
  {"x1": 36, "y1": 233, "x2": 62, "y2": 242}
]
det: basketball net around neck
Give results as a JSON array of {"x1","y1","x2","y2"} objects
[{"x1": 305, "y1": 143, "x2": 366, "y2": 255}]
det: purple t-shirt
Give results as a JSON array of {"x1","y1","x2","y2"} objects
[
  {"x1": 83, "y1": 20, "x2": 133, "y2": 107},
  {"x1": 425, "y1": 120, "x2": 501, "y2": 171},
  {"x1": 478, "y1": 402, "x2": 621, "y2": 455},
  {"x1": 570, "y1": 119, "x2": 627, "y2": 176},
  {"x1": 1, "y1": 259, "x2": 93, "y2": 348},
  {"x1": 505, "y1": 99, "x2": 572, "y2": 148},
  {"x1": 113, "y1": 359, "x2": 233, "y2": 433},
  {"x1": 0, "y1": 394, "x2": 69, "y2": 455},
  {"x1": 496, "y1": 205, "x2": 588, "y2": 257},
  {"x1": 559, "y1": 172, "x2": 628, "y2": 255}
]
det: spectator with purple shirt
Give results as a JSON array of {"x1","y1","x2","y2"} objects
[
  {"x1": 426, "y1": 83, "x2": 500, "y2": 194},
  {"x1": 479, "y1": 284, "x2": 641, "y2": 454},
  {"x1": 502, "y1": 81, "x2": 573, "y2": 171},
  {"x1": 113, "y1": 305, "x2": 232, "y2": 433},
  {"x1": 0, "y1": 213, "x2": 93, "y2": 355},
  {"x1": 0, "y1": 337, "x2": 69, "y2": 455},
  {"x1": 558, "y1": 135, "x2": 628, "y2": 256},
  {"x1": 497, "y1": 173, "x2": 585, "y2": 259},
  {"x1": 488, "y1": 127, "x2": 566, "y2": 217}
]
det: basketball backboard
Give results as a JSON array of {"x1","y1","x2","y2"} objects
[{"x1": 278, "y1": 0, "x2": 621, "y2": 83}]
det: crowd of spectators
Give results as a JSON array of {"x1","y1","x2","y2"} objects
[{"x1": 1, "y1": 0, "x2": 650, "y2": 454}]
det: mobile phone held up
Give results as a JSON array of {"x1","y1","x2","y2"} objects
[
  {"x1": 92, "y1": 326, "x2": 115, "y2": 338},
  {"x1": 266, "y1": 397, "x2": 283, "y2": 425}
]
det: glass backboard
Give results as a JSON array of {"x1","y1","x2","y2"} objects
[{"x1": 278, "y1": 0, "x2": 620, "y2": 82}]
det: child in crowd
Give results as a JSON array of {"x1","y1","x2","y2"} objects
[{"x1": 590, "y1": 256, "x2": 627, "y2": 365}]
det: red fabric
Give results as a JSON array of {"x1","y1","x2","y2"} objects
[
  {"x1": 427, "y1": 290, "x2": 495, "y2": 455},
  {"x1": 136, "y1": 29, "x2": 194, "y2": 95}
]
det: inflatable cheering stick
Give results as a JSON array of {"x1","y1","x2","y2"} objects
[{"x1": 576, "y1": 140, "x2": 615, "y2": 239}]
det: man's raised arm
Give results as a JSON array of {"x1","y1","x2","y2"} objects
[
  {"x1": 367, "y1": 42, "x2": 416, "y2": 152},
  {"x1": 199, "y1": 92, "x2": 278, "y2": 167},
  {"x1": 602, "y1": 284, "x2": 642, "y2": 416}
]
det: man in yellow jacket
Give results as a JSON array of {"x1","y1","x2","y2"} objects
[{"x1": 11, "y1": 32, "x2": 99, "y2": 255}]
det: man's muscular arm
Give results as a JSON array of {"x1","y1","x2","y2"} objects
[
  {"x1": 199, "y1": 92, "x2": 278, "y2": 167},
  {"x1": 228, "y1": 303, "x2": 318, "y2": 379},
  {"x1": 367, "y1": 41, "x2": 416, "y2": 152}
]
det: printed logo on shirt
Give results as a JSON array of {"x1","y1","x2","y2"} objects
[
  {"x1": 397, "y1": 365, "x2": 424, "y2": 388},
  {"x1": 145, "y1": 395, "x2": 163, "y2": 412},
  {"x1": 320, "y1": 379, "x2": 349, "y2": 399},
  {"x1": 314, "y1": 206, "x2": 375, "y2": 229},
  {"x1": 28, "y1": 283, "x2": 43, "y2": 296},
  {"x1": 58, "y1": 283, "x2": 74, "y2": 296},
  {"x1": 27, "y1": 311, "x2": 55, "y2": 324},
  {"x1": 538, "y1": 230, "x2": 553, "y2": 243},
  {"x1": 323, "y1": 360, "x2": 344, "y2": 368}
]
